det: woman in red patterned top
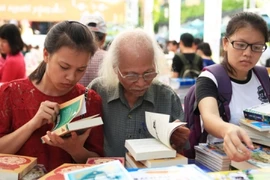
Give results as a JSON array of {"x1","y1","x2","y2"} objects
[
  {"x1": 0, "y1": 21, "x2": 104, "y2": 171},
  {"x1": 0, "y1": 24, "x2": 26, "y2": 82}
]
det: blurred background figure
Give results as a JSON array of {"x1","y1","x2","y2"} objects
[
  {"x1": 79, "y1": 13, "x2": 107, "y2": 87},
  {"x1": 193, "y1": 37, "x2": 202, "y2": 51},
  {"x1": 171, "y1": 33, "x2": 203, "y2": 78},
  {"x1": 167, "y1": 40, "x2": 179, "y2": 54},
  {"x1": 0, "y1": 24, "x2": 25, "y2": 83},
  {"x1": 24, "y1": 44, "x2": 43, "y2": 75},
  {"x1": 196, "y1": 42, "x2": 215, "y2": 67}
]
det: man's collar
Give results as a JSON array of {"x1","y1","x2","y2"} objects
[{"x1": 107, "y1": 83, "x2": 155, "y2": 105}]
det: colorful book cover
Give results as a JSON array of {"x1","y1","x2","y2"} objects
[
  {"x1": 240, "y1": 119, "x2": 270, "y2": 131},
  {"x1": 208, "y1": 170, "x2": 249, "y2": 180},
  {"x1": 243, "y1": 103, "x2": 270, "y2": 124},
  {"x1": 38, "y1": 163, "x2": 93, "y2": 180},
  {"x1": 0, "y1": 153, "x2": 37, "y2": 179},
  {"x1": 247, "y1": 143, "x2": 270, "y2": 168},
  {"x1": 86, "y1": 157, "x2": 124, "y2": 166},
  {"x1": 64, "y1": 160, "x2": 132, "y2": 180},
  {"x1": 22, "y1": 164, "x2": 47, "y2": 180},
  {"x1": 129, "y1": 164, "x2": 212, "y2": 180},
  {"x1": 53, "y1": 94, "x2": 86, "y2": 130}
]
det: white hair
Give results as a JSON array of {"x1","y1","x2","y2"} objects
[{"x1": 98, "y1": 28, "x2": 165, "y2": 91}]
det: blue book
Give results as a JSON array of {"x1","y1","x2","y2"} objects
[
  {"x1": 64, "y1": 160, "x2": 132, "y2": 180},
  {"x1": 240, "y1": 119, "x2": 270, "y2": 132}
]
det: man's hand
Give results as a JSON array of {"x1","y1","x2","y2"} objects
[{"x1": 170, "y1": 124, "x2": 190, "y2": 152}]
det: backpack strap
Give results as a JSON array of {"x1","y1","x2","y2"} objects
[
  {"x1": 253, "y1": 66, "x2": 270, "y2": 101},
  {"x1": 203, "y1": 64, "x2": 232, "y2": 122}
]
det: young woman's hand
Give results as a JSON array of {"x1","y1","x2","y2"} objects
[
  {"x1": 29, "y1": 101, "x2": 59, "y2": 130},
  {"x1": 223, "y1": 124, "x2": 254, "y2": 162},
  {"x1": 41, "y1": 129, "x2": 91, "y2": 153}
]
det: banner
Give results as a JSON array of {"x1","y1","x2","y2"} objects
[{"x1": 0, "y1": 0, "x2": 125, "y2": 23}]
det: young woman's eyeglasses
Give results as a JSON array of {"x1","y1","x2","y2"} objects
[
  {"x1": 117, "y1": 68, "x2": 158, "y2": 82},
  {"x1": 226, "y1": 37, "x2": 267, "y2": 53}
]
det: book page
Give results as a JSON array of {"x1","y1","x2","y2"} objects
[
  {"x1": 53, "y1": 94, "x2": 86, "y2": 130},
  {"x1": 145, "y1": 112, "x2": 186, "y2": 148}
]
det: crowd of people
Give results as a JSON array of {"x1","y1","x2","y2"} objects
[{"x1": 0, "y1": 11, "x2": 269, "y2": 172}]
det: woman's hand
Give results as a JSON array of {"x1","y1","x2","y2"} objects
[
  {"x1": 223, "y1": 124, "x2": 254, "y2": 162},
  {"x1": 41, "y1": 129, "x2": 91, "y2": 154},
  {"x1": 28, "y1": 101, "x2": 59, "y2": 130}
]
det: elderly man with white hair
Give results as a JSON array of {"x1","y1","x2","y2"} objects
[{"x1": 89, "y1": 29, "x2": 190, "y2": 157}]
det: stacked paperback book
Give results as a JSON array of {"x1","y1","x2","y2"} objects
[
  {"x1": 194, "y1": 143, "x2": 231, "y2": 172},
  {"x1": 125, "y1": 112, "x2": 188, "y2": 168},
  {"x1": 239, "y1": 119, "x2": 270, "y2": 146}
]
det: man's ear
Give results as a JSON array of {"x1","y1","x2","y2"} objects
[{"x1": 43, "y1": 48, "x2": 49, "y2": 63}]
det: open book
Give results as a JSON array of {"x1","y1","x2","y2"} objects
[
  {"x1": 42, "y1": 94, "x2": 103, "y2": 142},
  {"x1": 125, "y1": 111, "x2": 186, "y2": 161}
]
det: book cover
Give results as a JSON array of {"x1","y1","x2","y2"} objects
[
  {"x1": 208, "y1": 170, "x2": 249, "y2": 180},
  {"x1": 42, "y1": 94, "x2": 103, "y2": 142},
  {"x1": 38, "y1": 163, "x2": 93, "y2": 180},
  {"x1": 247, "y1": 143, "x2": 270, "y2": 168},
  {"x1": 86, "y1": 157, "x2": 125, "y2": 166},
  {"x1": 22, "y1": 164, "x2": 47, "y2": 180},
  {"x1": 0, "y1": 153, "x2": 37, "y2": 180},
  {"x1": 140, "y1": 153, "x2": 188, "y2": 168},
  {"x1": 64, "y1": 160, "x2": 133, "y2": 180},
  {"x1": 231, "y1": 143, "x2": 270, "y2": 170},
  {"x1": 243, "y1": 103, "x2": 270, "y2": 124},
  {"x1": 240, "y1": 119, "x2": 270, "y2": 131},
  {"x1": 128, "y1": 164, "x2": 212, "y2": 180},
  {"x1": 124, "y1": 111, "x2": 186, "y2": 161}
]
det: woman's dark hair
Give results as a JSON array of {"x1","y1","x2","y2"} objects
[
  {"x1": 197, "y1": 42, "x2": 212, "y2": 56},
  {"x1": 0, "y1": 24, "x2": 24, "y2": 55},
  {"x1": 222, "y1": 12, "x2": 269, "y2": 75},
  {"x1": 29, "y1": 21, "x2": 97, "y2": 84}
]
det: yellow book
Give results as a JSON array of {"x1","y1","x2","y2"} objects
[{"x1": 0, "y1": 153, "x2": 37, "y2": 180}]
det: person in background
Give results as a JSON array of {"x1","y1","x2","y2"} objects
[
  {"x1": 79, "y1": 14, "x2": 107, "y2": 86},
  {"x1": 193, "y1": 38, "x2": 202, "y2": 51},
  {"x1": 196, "y1": 12, "x2": 269, "y2": 162},
  {"x1": 0, "y1": 24, "x2": 26, "y2": 83},
  {"x1": 196, "y1": 42, "x2": 215, "y2": 67},
  {"x1": 89, "y1": 28, "x2": 190, "y2": 157},
  {"x1": 167, "y1": 40, "x2": 179, "y2": 54},
  {"x1": 0, "y1": 21, "x2": 103, "y2": 171},
  {"x1": 171, "y1": 33, "x2": 203, "y2": 78}
]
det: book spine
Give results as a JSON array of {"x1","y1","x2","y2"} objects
[{"x1": 243, "y1": 111, "x2": 270, "y2": 124}]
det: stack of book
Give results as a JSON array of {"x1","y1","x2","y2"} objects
[
  {"x1": 230, "y1": 143, "x2": 270, "y2": 170},
  {"x1": 0, "y1": 153, "x2": 37, "y2": 180},
  {"x1": 124, "y1": 111, "x2": 188, "y2": 168},
  {"x1": 239, "y1": 119, "x2": 270, "y2": 147},
  {"x1": 243, "y1": 103, "x2": 270, "y2": 124},
  {"x1": 194, "y1": 143, "x2": 231, "y2": 172}
]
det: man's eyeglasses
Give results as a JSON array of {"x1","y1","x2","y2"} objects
[
  {"x1": 226, "y1": 37, "x2": 267, "y2": 53},
  {"x1": 117, "y1": 68, "x2": 158, "y2": 83}
]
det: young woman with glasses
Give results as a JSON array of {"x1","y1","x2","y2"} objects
[{"x1": 196, "y1": 12, "x2": 269, "y2": 162}]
